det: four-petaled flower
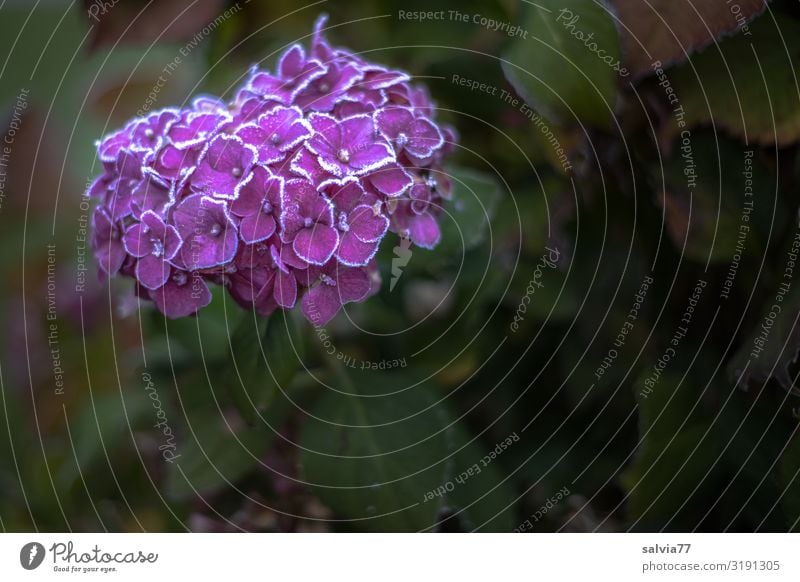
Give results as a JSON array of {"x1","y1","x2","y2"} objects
[
  {"x1": 280, "y1": 179, "x2": 339, "y2": 265},
  {"x1": 327, "y1": 179, "x2": 388, "y2": 266},
  {"x1": 191, "y1": 134, "x2": 257, "y2": 199},
  {"x1": 306, "y1": 113, "x2": 395, "y2": 177},
  {"x1": 230, "y1": 166, "x2": 283, "y2": 244},
  {"x1": 172, "y1": 194, "x2": 239, "y2": 270},
  {"x1": 247, "y1": 44, "x2": 325, "y2": 105},
  {"x1": 375, "y1": 106, "x2": 444, "y2": 164},
  {"x1": 122, "y1": 210, "x2": 183, "y2": 289},
  {"x1": 235, "y1": 105, "x2": 312, "y2": 165}
]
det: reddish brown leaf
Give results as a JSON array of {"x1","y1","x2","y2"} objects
[
  {"x1": 611, "y1": 0, "x2": 768, "y2": 77},
  {"x1": 83, "y1": 0, "x2": 228, "y2": 52}
]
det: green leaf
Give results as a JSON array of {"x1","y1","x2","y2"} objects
[
  {"x1": 779, "y1": 433, "x2": 800, "y2": 531},
  {"x1": 653, "y1": 132, "x2": 770, "y2": 263},
  {"x1": 670, "y1": 14, "x2": 800, "y2": 146},
  {"x1": 299, "y1": 369, "x2": 517, "y2": 531},
  {"x1": 438, "y1": 165, "x2": 502, "y2": 255},
  {"x1": 728, "y1": 279, "x2": 800, "y2": 391},
  {"x1": 622, "y1": 371, "x2": 726, "y2": 529},
  {"x1": 298, "y1": 372, "x2": 447, "y2": 531},
  {"x1": 502, "y1": 0, "x2": 622, "y2": 127},
  {"x1": 440, "y1": 425, "x2": 519, "y2": 532},
  {"x1": 165, "y1": 410, "x2": 280, "y2": 502},
  {"x1": 57, "y1": 389, "x2": 151, "y2": 490},
  {"x1": 226, "y1": 311, "x2": 304, "y2": 425}
]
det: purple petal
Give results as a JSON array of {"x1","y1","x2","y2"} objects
[
  {"x1": 336, "y1": 232, "x2": 379, "y2": 266},
  {"x1": 150, "y1": 270, "x2": 212, "y2": 318},
  {"x1": 136, "y1": 254, "x2": 171, "y2": 290},
  {"x1": 131, "y1": 174, "x2": 172, "y2": 218},
  {"x1": 280, "y1": 179, "x2": 334, "y2": 239},
  {"x1": 366, "y1": 163, "x2": 412, "y2": 197},
  {"x1": 405, "y1": 117, "x2": 444, "y2": 158},
  {"x1": 122, "y1": 223, "x2": 150, "y2": 258},
  {"x1": 327, "y1": 179, "x2": 365, "y2": 212},
  {"x1": 289, "y1": 147, "x2": 339, "y2": 187},
  {"x1": 257, "y1": 105, "x2": 312, "y2": 152},
  {"x1": 348, "y1": 142, "x2": 394, "y2": 174},
  {"x1": 409, "y1": 212, "x2": 441, "y2": 249},
  {"x1": 231, "y1": 167, "x2": 282, "y2": 218},
  {"x1": 293, "y1": 225, "x2": 339, "y2": 265},
  {"x1": 235, "y1": 124, "x2": 284, "y2": 165},
  {"x1": 334, "y1": 265, "x2": 372, "y2": 303},
  {"x1": 295, "y1": 63, "x2": 362, "y2": 112},
  {"x1": 274, "y1": 269, "x2": 297, "y2": 308},
  {"x1": 301, "y1": 284, "x2": 341, "y2": 326},
  {"x1": 349, "y1": 205, "x2": 389, "y2": 243},
  {"x1": 362, "y1": 68, "x2": 410, "y2": 90},
  {"x1": 278, "y1": 44, "x2": 307, "y2": 77},
  {"x1": 92, "y1": 209, "x2": 126, "y2": 275},
  {"x1": 240, "y1": 213, "x2": 276, "y2": 244},
  {"x1": 375, "y1": 107, "x2": 414, "y2": 141}
]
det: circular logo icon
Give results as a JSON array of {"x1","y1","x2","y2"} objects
[{"x1": 19, "y1": 542, "x2": 45, "y2": 570}]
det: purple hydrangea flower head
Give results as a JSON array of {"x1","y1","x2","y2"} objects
[{"x1": 88, "y1": 14, "x2": 457, "y2": 321}]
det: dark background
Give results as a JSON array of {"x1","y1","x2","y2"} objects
[{"x1": 1, "y1": 0, "x2": 799, "y2": 532}]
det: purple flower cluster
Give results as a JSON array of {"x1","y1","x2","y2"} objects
[{"x1": 88, "y1": 15, "x2": 456, "y2": 325}]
